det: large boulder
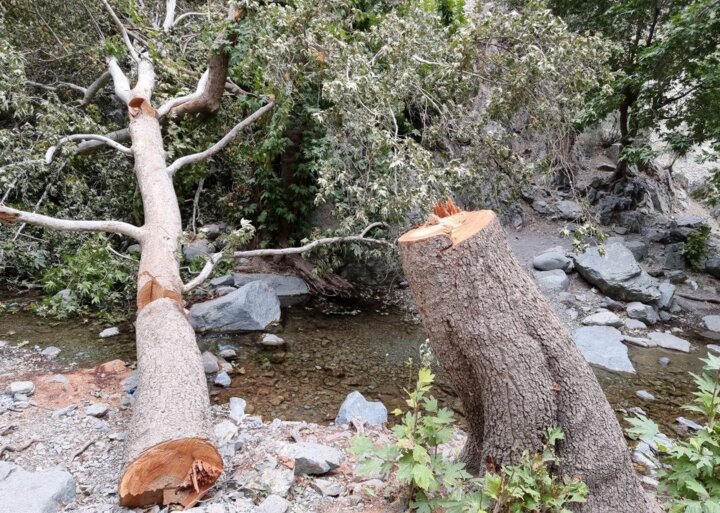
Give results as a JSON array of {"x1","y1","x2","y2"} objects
[
  {"x1": 626, "y1": 302, "x2": 659, "y2": 325},
  {"x1": 572, "y1": 326, "x2": 635, "y2": 373},
  {"x1": 573, "y1": 243, "x2": 661, "y2": 303},
  {"x1": 233, "y1": 273, "x2": 310, "y2": 306},
  {"x1": 0, "y1": 462, "x2": 76, "y2": 513},
  {"x1": 335, "y1": 391, "x2": 388, "y2": 426},
  {"x1": 190, "y1": 281, "x2": 281, "y2": 332},
  {"x1": 532, "y1": 247, "x2": 571, "y2": 272}
]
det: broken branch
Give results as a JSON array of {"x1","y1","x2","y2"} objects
[
  {"x1": 101, "y1": 0, "x2": 140, "y2": 62},
  {"x1": 45, "y1": 134, "x2": 133, "y2": 164}
]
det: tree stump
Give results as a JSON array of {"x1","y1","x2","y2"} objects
[{"x1": 398, "y1": 206, "x2": 655, "y2": 513}]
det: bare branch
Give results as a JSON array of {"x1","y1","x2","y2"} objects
[
  {"x1": 108, "y1": 58, "x2": 132, "y2": 103},
  {"x1": 45, "y1": 134, "x2": 133, "y2": 164},
  {"x1": 157, "y1": 70, "x2": 210, "y2": 118},
  {"x1": 172, "y1": 11, "x2": 211, "y2": 28},
  {"x1": 0, "y1": 205, "x2": 144, "y2": 241},
  {"x1": 27, "y1": 81, "x2": 86, "y2": 94},
  {"x1": 182, "y1": 224, "x2": 389, "y2": 293},
  {"x1": 162, "y1": 0, "x2": 177, "y2": 31},
  {"x1": 80, "y1": 71, "x2": 112, "y2": 107},
  {"x1": 76, "y1": 129, "x2": 130, "y2": 154},
  {"x1": 100, "y1": 0, "x2": 140, "y2": 62},
  {"x1": 167, "y1": 99, "x2": 275, "y2": 176},
  {"x1": 133, "y1": 58, "x2": 155, "y2": 100}
]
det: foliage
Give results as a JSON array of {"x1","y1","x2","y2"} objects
[
  {"x1": 681, "y1": 225, "x2": 712, "y2": 270},
  {"x1": 352, "y1": 367, "x2": 588, "y2": 513},
  {"x1": 39, "y1": 235, "x2": 136, "y2": 317},
  {"x1": 626, "y1": 355, "x2": 720, "y2": 513}
]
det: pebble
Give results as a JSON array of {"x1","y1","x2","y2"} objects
[
  {"x1": 40, "y1": 346, "x2": 61, "y2": 358},
  {"x1": 312, "y1": 478, "x2": 344, "y2": 497},
  {"x1": 98, "y1": 327, "x2": 120, "y2": 338},
  {"x1": 282, "y1": 442, "x2": 345, "y2": 475},
  {"x1": 85, "y1": 403, "x2": 110, "y2": 418},
  {"x1": 658, "y1": 357, "x2": 671, "y2": 366},
  {"x1": 50, "y1": 374, "x2": 70, "y2": 385},
  {"x1": 219, "y1": 348, "x2": 237, "y2": 360},
  {"x1": 636, "y1": 390, "x2": 655, "y2": 401},
  {"x1": 581, "y1": 310, "x2": 623, "y2": 327},
  {"x1": 256, "y1": 495, "x2": 290, "y2": 513},
  {"x1": 624, "y1": 319, "x2": 647, "y2": 331},
  {"x1": 214, "y1": 372, "x2": 231, "y2": 388},
  {"x1": 9, "y1": 381, "x2": 34, "y2": 395},
  {"x1": 229, "y1": 397, "x2": 246, "y2": 423},
  {"x1": 260, "y1": 334, "x2": 286, "y2": 347},
  {"x1": 202, "y1": 351, "x2": 221, "y2": 374}
]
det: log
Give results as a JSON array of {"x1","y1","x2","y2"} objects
[{"x1": 398, "y1": 205, "x2": 656, "y2": 513}]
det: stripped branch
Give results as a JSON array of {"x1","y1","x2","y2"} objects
[
  {"x1": 77, "y1": 129, "x2": 130, "y2": 154},
  {"x1": 108, "y1": 58, "x2": 132, "y2": 103},
  {"x1": 100, "y1": 0, "x2": 140, "y2": 62},
  {"x1": 45, "y1": 134, "x2": 133, "y2": 164},
  {"x1": 182, "y1": 223, "x2": 388, "y2": 293},
  {"x1": 27, "y1": 80, "x2": 86, "y2": 94},
  {"x1": 173, "y1": 11, "x2": 212, "y2": 27},
  {"x1": 167, "y1": 99, "x2": 275, "y2": 176},
  {"x1": 157, "y1": 70, "x2": 210, "y2": 118},
  {"x1": 80, "y1": 71, "x2": 112, "y2": 107},
  {"x1": 162, "y1": 0, "x2": 177, "y2": 31},
  {"x1": 0, "y1": 205, "x2": 144, "y2": 241}
]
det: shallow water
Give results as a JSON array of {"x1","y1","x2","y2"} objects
[{"x1": 0, "y1": 297, "x2": 711, "y2": 430}]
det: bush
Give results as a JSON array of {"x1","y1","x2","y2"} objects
[{"x1": 681, "y1": 225, "x2": 711, "y2": 270}]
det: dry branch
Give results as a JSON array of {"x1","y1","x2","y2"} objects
[
  {"x1": 45, "y1": 134, "x2": 133, "y2": 163},
  {"x1": 100, "y1": 0, "x2": 140, "y2": 62}
]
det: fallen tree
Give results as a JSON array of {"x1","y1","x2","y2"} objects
[{"x1": 398, "y1": 202, "x2": 658, "y2": 513}]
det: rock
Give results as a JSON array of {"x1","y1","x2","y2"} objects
[
  {"x1": 98, "y1": 327, "x2": 119, "y2": 338},
  {"x1": 622, "y1": 335, "x2": 651, "y2": 348},
  {"x1": 183, "y1": 239, "x2": 213, "y2": 261},
  {"x1": 336, "y1": 391, "x2": 388, "y2": 426},
  {"x1": 600, "y1": 297, "x2": 625, "y2": 312},
  {"x1": 256, "y1": 495, "x2": 290, "y2": 513},
  {"x1": 215, "y1": 286, "x2": 237, "y2": 297},
  {"x1": 40, "y1": 346, "x2": 61, "y2": 358},
  {"x1": 532, "y1": 200, "x2": 551, "y2": 214},
  {"x1": 202, "y1": 351, "x2": 221, "y2": 374},
  {"x1": 233, "y1": 273, "x2": 309, "y2": 306},
  {"x1": 658, "y1": 357, "x2": 671, "y2": 366},
  {"x1": 121, "y1": 372, "x2": 138, "y2": 394},
  {"x1": 703, "y1": 315, "x2": 720, "y2": 333},
  {"x1": 53, "y1": 289, "x2": 76, "y2": 306},
  {"x1": 533, "y1": 269, "x2": 569, "y2": 291},
  {"x1": 658, "y1": 282, "x2": 676, "y2": 310},
  {"x1": 50, "y1": 374, "x2": 69, "y2": 384},
  {"x1": 214, "y1": 372, "x2": 231, "y2": 388},
  {"x1": 659, "y1": 311, "x2": 672, "y2": 322},
  {"x1": 626, "y1": 302, "x2": 659, "y2": 325},
  {"x1": 707, "y1": 345, "x2": 720, "y2": 355},
  {"x1": 190, "y1": 281, "x2": 281, "y2": 332},
  {"x1": 705, "y1": 255, "x2": 720, "y2": 278},
  {"x1": 229, "y1": 397, "x2": 246, "y2": 423},
  {"x1": 623, "y1": 240, "x2": 649, "y2": 261},
  {"x1": 219, "y1": 348, "x2": 237, "y2": 359},
  {"x1": 647, "y1": 332, "x2": 691, "y2": 353},
  {"x1": 636, "y1": 390, "x2": 655, "y2": 401},
  {"x1": 606, "y1": 143, "x2": 621, "y2": 163},
  {"x1": 532, "y1": 248, "x2": 571, "y2": 272},
  {"x1": 664, "y1": 242, "x2": 685, "y2": 270},
  {"x1": 126, "y1": 244, "x2": 141, "y2": 255},
  {"x1": 555, "y1": 200, "x2": 583, "y2": 220},
  {"x1": 0, "y1": 461, "x2": 76, "y2": 513},
  {"x1": 624, "y1": 319, "x2": 647, "y2": 331},
  {"x1": 312, "y1": 478, "x2": 344, "y2": 497},
  {"x1": 572, "y1": 326, "x2": 635, "y2": 373},
  {"x1": 9, "y1": 381, "x2": 34, "y2": 395},
  {"x1": 259, "y1": 334, "x2": 286, "y2": 348},
  {"x1": 674, "y1": 215, "x2": 705, "y2": 228},
  {"x1": 85, "y1": 403, "x2": 110, "y2": 418},
  {"x1": 667, "y1": 270, "x2": 688, "y2": 284},
  {"x1": 581, "y1": 310, "x2": 623, "y2": 327},
  {"x1": 210, "y1": 274, "x2": 235, "y2": 287},
  {"x1": 96, "y1": 359, "x2": 126, "y2": 374},
  {"x1": 282, "y1": 442, "x2": 345, "y2": 475},
  {"x1": 213, "y1": 420, "x2": 238, "y2": 457},
  {"x1": 573, "y1": 243, "x2": 661, "y2": 303},
  {"x1": 0, "y1": 395, "x2": 13, "y2": 414},
  {"x1": 676, "y1": 417, "x2": 702, "y2": 431}
]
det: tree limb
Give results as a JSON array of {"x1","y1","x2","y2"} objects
[
  {"x1": 182, "y1": 223, "x2": 389, "y2": 293},
  {"x1": 27, "y1": 80, "x2": 86, "y2": 94},
  {"x1": 100, "y1": 0, "x2": 140, "y2": 62},
  {"x1": 162, "y1": 0, "x2": 177, "y2": 31},
  {"x1": 80, "y1": 71, "x2": 112, "y2": 107},
  {"x1": 157, "y1": 70, "x2": 210, "y2": 118},
  {"x1": 0, "y1": 205, "x2": 144, "y2": 241},
  {"x1": 45, "y1": 134, "x2": 133, "y2": 164},
  {"x1": 167, "y1": 99, "x2": 275, "y2": 176},
  {"x1": 108, "y1": 58, "x2": 132, "y2": 103},
  {"x1": 172, "y1": 11, "x2": 212, "y2": 28}
]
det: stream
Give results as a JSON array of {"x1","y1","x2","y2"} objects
[{"x1": 0, "y1": 295, "x2": 712, "y2": 433}]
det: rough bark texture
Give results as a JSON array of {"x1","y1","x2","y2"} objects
[{"x1": 398, "y1": 210, "x2": 655, "y2": 513}]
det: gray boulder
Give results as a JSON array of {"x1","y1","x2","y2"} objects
[
  {"x1": 182, "y1": 239, "x2": 213, "y2": 261},
  {"x1": 573, "y1": 243, "x2": 661, "y2": 303},
  {"x1": 256, "y1": 495, "x2": 290, "y2": 513},
  {"x1": 202, "y1": 351, "x2": 221, "y2": 374},
  {"x1": 282, "y1": 442, "x2": 345, "y2": 475},
  {"x1": 85, "y1": 403, "x2": 110, "y2": 418},
  {"x1": 336, "y1": 391, "x2": 388, "y2": 426},
  {"x1": 572, "y1": 326, "x2": 635, "y2": 373},
  {"x1": 532, "y1": 247, "x2": 571, "y2": 272},
  {"x1": 190, "y1": 281, "x2": 281, "y2": 332},
  {"x1": 99, "y1": 327, "x2": 119, "y2": 338},
  {"x1": 623, "y1": 240, "x2": 649, "y2": 262},
  {"x1": 647, "y1": 332, "x2": 690, "y2": 353},
  {"x1": 704, "y1": 315, "x2": 720, "y2": 333},
  {"x1": 658, "y1": 282, "x2": 676, "y2": 310},
  {"x1": 0, "y1": 461, "x2": 76, "y2": 513},
  {"x1": 626, "y1": 302, "x2": 659, "y2": 325},
  {"x1": 533, "y1": 269, "x2": 569, "y2": 291},
  {"x1": 9, "y1": 381, "x2": 34, "y2": 395},
  {"x1": 555, "y1": 200, "x2": 583, "y2": 220},
  {"x1": 210, "y1": 274, "x2": 235, "y2": 287},
  {"x1": 532, "y1": 200, "x2": 551, "y2": 214},
  {"x1": 40, "y1": 346, "x2": 61, "y2": 358},
  {"x1": 214, "y1": 372, "x2": 231, "y2": 388},
  {"x1": 664, "y1": 243, "x2": 685, "y2": 270},
  {"x1": 233, "y1": 273, "x2": 309, "y2": 306},
  {"x1": 705, "y1": 255, "x2": 720, "y2": 278},
  {"x1": 581, "y1": 310, "x2": 623, "y2": 327},
  {"x1": 625, "y1": 319, "x2": 647, "y2": 331}
]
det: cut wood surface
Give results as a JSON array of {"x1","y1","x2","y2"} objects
[{"x1": 399, "y1": 204, "x2": 658, "y2": 513}]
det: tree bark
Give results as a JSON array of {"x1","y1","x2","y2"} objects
[{"x1": 398, "y1": 208, "x2": 656, "y2": 513}]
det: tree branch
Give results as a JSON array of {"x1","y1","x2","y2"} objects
[
  {"x1": 100, "y1": 0, "x2": 140, "y2": 62},
  {"x1": 108, "y1": 58, "x2": 132, "y2": 103},
  {"x1": 45, "y1": 134, "x2": 133, "y2": 164},
  {"x1": 157, "y1": 70, "x2": 210, "y2": 118},
  {"x1": 182, "y1": 223, "x2": 389, "y2": 293},
  {"x1": 172, "y1": 11, "x2": 211, "y2": 28},
  {"x1": 162, "y1": 0, "x2": 177, "y2": 32},
  {"x1": 80, "y1": 71, "x2": 112, "y2": 107},
  {"x1": 76, "y1": 129, "x2": 130, "y2": 154},
  {"x1": 167, "y1": 99, "x2": 275, "y2": 176},
  {"x1": 0, "y1": 205, "x2": 144, "y2": 241}
]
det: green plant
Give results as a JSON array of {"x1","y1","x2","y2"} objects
[
  {"x1": 352, "y1": 367, "x2": 588, "y2": 513},
  {"x1": 626, "y1": 354, "x2": 720, "y2": 513},
  {"x1": 681, "y1": 225, "x2": 711, "y2": 270}
]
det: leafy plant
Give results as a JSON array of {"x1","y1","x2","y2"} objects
[
  {"x1": 681, "y1": 225, "x2": 711, "y2": 270},
  {"x1": 352, "y1": 368, "x2": 588, "y2": 513},
  {"x1": 626, "y1": 354, "x2": 720, "y2": 513}
]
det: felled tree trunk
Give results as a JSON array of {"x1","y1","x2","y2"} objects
[{"x1": 398, "y1": 206, "x2": 655, "y2": 513}]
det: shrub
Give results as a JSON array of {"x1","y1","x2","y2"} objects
[{"x1": 681, "y1": 225, "x2": 711, "y2": 270}]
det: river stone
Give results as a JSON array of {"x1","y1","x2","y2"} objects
[
  {"x1": 532, "y1": 200, "x2": 551, "y2": 214},
  {"x1": 555, "y1": 200, "x2": 583, "y2": 220},
  {"x1": 85, "y1": 403, "x2": 110, "y2": 418},
  {"x1": 282, "y1": 442, "x2": 345, "y2": 475},
  {"x1": 256, "y1": 495, "x2": 290, "y2": 513},
  {"x1": 626, "y1": 302, "x2": 659, "y2": 325},
  {"x1": 706, "y1": 255, "x2": 720, "y2": 278},
  {"x1": 41, "y1": 346, "x2": 61, "y2": 358},
  {"x1": 624, "y1": 239, "x2": 649, "y2": 262},
  {"x1": 664, "y1": 242, "x2": 685, "y2": 270},
  {"x1": 215, "y1": 286, "x2": 237, "y2": 297},
  {"x1": 9, "y1": 381, "x2": 34, "y2": 395},
  {"x1": 214, "y1": 372, "x2": 231, "y2": 388},
  {"x1": 703, "y1": 316, "x2": 720, "y2": 333},
  {"x1": 229, "y1": 397, "x2": 246, "y2": 423},
  {"x1": 202, "y1": 351, "x2": 221, "y2": 374},
  {"x1": 232, "y1": 273, "x2": 309, "y2": 306},
  {"x1": 647, "y1": 332, "x2": 690, "y2": 353},
  {"x1": 658, "y1": 282, "x2": 676, "y2": 310},
  {"x1": 532, "y1": 247, "x2": 571, "y2": 272},
  {"x1": 336, "y1": 391, "x2": 388, "y2": 426},
  {"x1": 0, "y1": 461, "x2": 76, "y2": 513},
  {"x1": 625, "y1": 319, "x2": 647, "y2": 331},
  {"x1": 572, "y1": 326, "x2": 635, "y2": 373},
  {"x1": 636, "y1": 390, "x2": 655, "y2": 401},
  {"x1": 573, "y1": 243, "x2": 661, "y2": 303},
  {"x1": 658, "y1": 357, "x2": 671, "y2": 366},
  {"x1": 210, "y1": 274, "x2": 235, "y2": 287},
  {"x1": 99, "y1": 327, "x2": 119, "y2": 338},
  {"x1": 533, "y1": 269, "x2": 569, "y2": 291},
  {"x1": 581, "y1": 310, "x2": 623, "y2": 327},
  {"x1": 312, "y1": 478, "x2": 344, "y2": 497},
  {"x1": 190, "y1": 281, "x2": 281, "y2": 332},
  {"x1": 260, "y1": 334, "x2": 286, "y2": 347}
]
